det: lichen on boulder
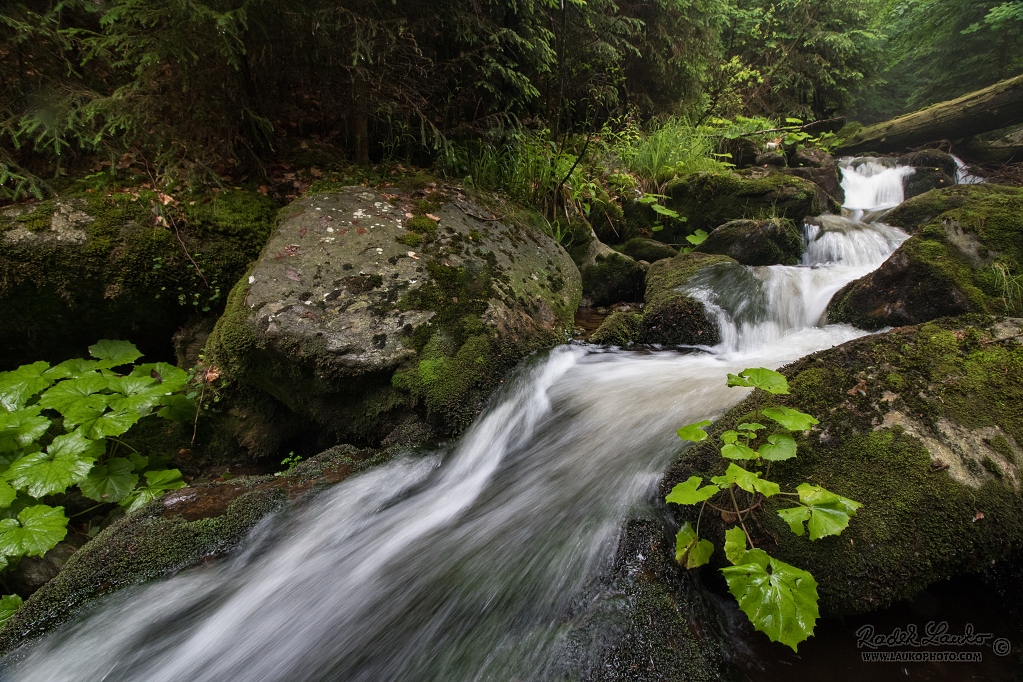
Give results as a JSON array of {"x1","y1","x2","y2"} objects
[
  {"x1": 205, "y1": 186, "x2": 581, "y2": 452},
  {"x1": 828, "y1": 184, "x2": 1023, "y2": 329},
  {"x1": 0, "y1": 189, "x2": 277, "y2": 369},
  {"x1": 695, "y1": 217, "x2": 803, "y2": 266},
  {"x1": 662, "y1": 317, "x2": 1023, "y2": 617}
]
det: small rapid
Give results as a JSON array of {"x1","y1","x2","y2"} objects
[{"x1": 2, "y1": 160, "x2": 918, "y2": 682}]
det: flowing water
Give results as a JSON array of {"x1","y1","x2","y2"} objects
[{"x1": 3, "y1": 163, "x2": 918, "y2": 681}]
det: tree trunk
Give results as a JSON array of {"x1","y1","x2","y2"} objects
[{"x1": 836, "y1": 75, "x2": 1023, "y2": 155}]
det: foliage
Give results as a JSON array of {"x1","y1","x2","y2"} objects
[
  {"x1": 0, "y1": 340, "x2": 190, "y2": 627},
  {"x1": 665, "y1": 367, "x2": 861, "y2": 650}
]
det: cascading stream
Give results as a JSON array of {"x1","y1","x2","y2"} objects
[{"x1": 2, "y1": 160, "x2": 918, "y2": 682}]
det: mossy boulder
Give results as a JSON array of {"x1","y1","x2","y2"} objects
[
  {"x1": 660, "y1": 169, "x2": 836, "y2": 242},
  {"x1": 581, "y1": 252, "x2": 648, "y2": 306},
  {"x1": 662, "y1": 317, "x2": 1023, "y2": 617},
  {"x1": 695, "y1": 218, "x2": 803, "y2": 266},
  {"x1": 0, "y1": 445, "x2": 390, "y2": 654},
  {"x1": 898, "y1": 149, "x2": 959, "y2": 178},
  {"x1": 589, "y1": 310, "x2": 643, "y2": 346},
  {"x1": 780, "y1": 148, "x2": 844, "y2": 203},
  {"x1": 0, "y1": 189, "x2": 277, "y2": 369},
  {"x1": 205, "y1": 186, "x2": 581, "y2": 453},
  {"x1": 614, "y1": 237, "x2": 678, "y2": 263},
  {"x1": 828, "y1": 184, "x2": 1023, "y2": 329},
  {"x1": 639, "y1": 253, "x2": 735, "y2": 346}
]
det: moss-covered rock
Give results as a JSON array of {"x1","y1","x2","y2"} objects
[
  {"x1": 589, "y1": 311, "x2": 644, "y2": 346},
  {"x1": 662, "y1": 317, "x2": 1023, "y2": 617},
  {"x1": 639, "y1": 253, "x2": 735, "y2": 346},
  {"x1": 614, "y1": 237, "x2": 678, "y2": 263},
  {"x1": 0, "y1": 445, "x2": 390, "y2": 654},
  {"x1": 0, "y1": 189, "x2": 277, "y2": 369},
  {"x1": 661, "y1": 169, "x2": 836, "y2": 242},
  {"x1": 695, "y1": 218, "x2": 803, "y2": 266},
  {"x1": 547, "y1": 515, "x2": 727, "y2": 681},
  {"x1": 581, "y1": 252, "x2": 648, "y2": 306},
  {"x1": 205, "y1": 186, "x2": 581, "y2": 452},
  {"x1": 897, "y1": 149, "x2": 959, "y2": 178},
  {"x1": 780, "y1": 148, "x2": 845, "y2": 204},
  {"x1": 903, "y1": 168, "x2": 955, "y2": 200},
  {"x1": 828, "y1": 185, "x2": 1023, "y2": 329}
]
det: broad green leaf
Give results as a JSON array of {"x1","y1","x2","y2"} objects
[
  {"x1": 106, "y1": 375, "x2": 168, "y2": 414},
  {"x1": 721, "y1": 552, "x2": 819, "y2": 651},
  {"x1": 758, "y1": 433, "x2": 797, "y2": 461},
  {"x1": 778, "y1": 506, "x2": 811, "y2": 536},
  {"x1": 675, "y1": 522, "x2": 714, "y2": 568},
  {"x1": 121, "y1": 469, "x2": 187, "y2": 513},
  {"x1": 6, "y1": 432, "x2": 102, "y2": 498},
  {"x1": 0, "y1": 407, "x2": 51, "y2": 453},
  {"x1": 666, "y1": 476, "x2": 720, "y2": 505},
  {"x1": 80, "y1": 458, "x2": 139, "y2": 503},
  {"x1": 790, "y1": 483, "x2": 863, "y2": 540},
  {"x1": 711, "y1": 463, "x2": 781, "y2": 498},
  {"x1": 0, "y1": 594, "x2": 22, "y2": 628},
  {"x1": 44, "y1": 358, "x2": 100, "y2": 380},
  {"x1": 685, "y1": 229, "x2": 709, "y2": 246},
  {"x1": 724, "y1": 526, "x2": 748, "y2": 564},
  {"x1": 0, "y1": 505, "x2": 69, "y2": 558},
  {"x1": 737, "y1": 422, "x2": 765, "y2": 432},
  {"x1": 0, "y1": 481, "x2": 16, "y2": 509},
  {"x1": 0, "y1": 362, "x2": 53, "y2": 412},
  {"x1": 88, "y1": 340, "x2": 143, "y2": 367},
  {"x1": 38, "y1": 375, "x2": 110, "y2": 424},
  {"x1": 676, "y1": 420, "x2": 711, "y2": 442},
  {"x1": 726, "y1": 368, "x2": 789, "y2": 394},
  {"x1": 721, "y1": 430, "x2": 740, "y2": 445},
  {"x1": 132, "y1": 363, "x2": 189, "y2": 393},
  {"x1": 157, "y1": 395, "x2": 196, "y2": 423},
  {"x1": 78, "y1": 409, "x2": 141, "y2": 439},
  {"x1": 128, "y1": 452, "x2": 150, "y2": 471},
  {"x1": 722, "y1": 442, "x2": 759, "y2": 460},
  {"x1": 762, "y1": 406, "x2": 818, "y2": 431}
]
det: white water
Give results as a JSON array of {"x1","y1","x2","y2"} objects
[{"x1": 3, "y1": 162, "x2": 917, "y2": 682}]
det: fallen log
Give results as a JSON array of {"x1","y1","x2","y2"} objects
[{"x1": 837, "y1": 75, "x2": 1023, "y2": 155}]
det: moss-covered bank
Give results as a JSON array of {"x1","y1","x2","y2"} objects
[
  {"x1": 0, "y1": 188, "x2": 277, "y2": 369},
  {"x1": 662, "y1": 316, "x2": 1023, "y2": 616}
]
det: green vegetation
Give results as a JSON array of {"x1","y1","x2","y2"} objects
[
  {"x1": 0, "y1": 340, "x2": 191, "y2": 628},
  {"x1": 666, "y1": 367, "x2": 860, "y2": 651}
]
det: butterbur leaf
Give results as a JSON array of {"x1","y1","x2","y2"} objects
[
  {"x1": 726, "y1": 368, "x2": 789, "y2": 394},
  {"x1": 0, "y1": 362, "x2": 53, "y2": 412},
  {"x1": 758, "y1": 433, "x2": 797, "y2": 461},
  {"x1": 132, "y1": 364, "x2": 188, "y2": 393},
  {"x1": 762, "y1": 406, "x2": 818, "y2": 431},
  {"x1": 6, "y1": 432, "x2": 102, "y2": 497},
  {"x1": 711, "y1": 463, "x2": 781, "y2": 497},
  {"x1": 122, "y1": 469, "x2": 187, "y2": 513},
  {"x1": 80, "y1": 458, "x2": 139, "y2": 503},
  {"x1": 0, "y1": 481, "x2": 16, "y2": 509},
  {"x1": 722, "y1": 442, "x2": 759, "y2": 460},
  {"x1": 0, "y1": 505, "x2": 69, "y2": 558},
  {"x1": 666, "y1": 476, "x2": 720, "y2": 505},
  {"x1": 38, "y1": 376, "x2": 110, "y2": 424},
  {"x1": 790, "y1": 483, "x2": 862, "y2": 540},
  {"x1": 675, "y1": 522, "x2": 714, "y2": 568},
  {"x1": 737, "y1": 423, "x2": 765, "y2": 432},
  {"x1": 88, "y1": 340, "x2": 143, "y2": 367},
  {"x1": 128, "y1": 452, "x2": 149, "y2": 471},
  {"x1": 78, "y1": 409, "x2": 141, "y2": 439},
  {"x1": 724, "y1": 526, "x2": 748, "y2": 564},
  {"x1": 0, "y1": 594, "x2": 22, "y2": 627},
  {"x1": 685, "y1": 229, "x2": 709, "y2": 246},
  {"x1": 0, "y1": 407, "x2": 51, "y2": 453},
  {"x1": 778, "y1": 506, "x2": 812, "y2": 536},
  {"x1": 157, "y1": 395, "x2": 196, "y2": 423},
  {"x1": 44, "y1": 358, "x2": 100, "y2": 380},
  {"x1": 721, "y1": 552, "x2": 819, "y2": 651},
  {"x1": 677, "y1": 420, "x2": 711, "y2": 442}
]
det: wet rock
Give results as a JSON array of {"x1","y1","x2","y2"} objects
[
  {"x1": 695, "y1": 218, "x2": 803, "y2": 266},
  {"x1": 903, "y1": 167, "x2": 955, "y2": 200},
  {"x1": 897, "y1": 149, "x2": 959, "y2": 178},
  {"x1": 614, "y1": 237, "x2": 678, "y2": 264},
  {"x1": 754, "y1": 152, "x2": 787, "y2": 167},
  {"x1": 4, "y1": 537, "x2": 87, "y2": 599},
  {"x1": 780, "y1": 148, "x2": 844, "y2": 203},
  {"x1": 662, "y1": 317, "x2": 1023, "y2": 617},
  {"x1": 638, "y1": 253, "x2": 735, "y2": 346},
  {"x1": 0, "y1": 190, "x2": 277, "y2": 369},
  {"x1": 662, "y1": 169, "x2": 836, "y2": 242},
  {"x1": 828, "y1": 184, "x2": 1023, "y2": 329},
  {"x1": 205, "y1": 186, "x2": 580, "y2": 452},
  {"x1": 0, "y1": 445, "x2": 389, "y2": 655},
  {"x1": 581, "y1": 252, "x2": 648, "y2": 306},
  {"x1": 589, "y1": 310, "x2": 643, "y2": 346}
]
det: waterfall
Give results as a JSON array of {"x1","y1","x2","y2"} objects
[{"x1": 2, "y1": 161, "x2": 924, "y2": 682}]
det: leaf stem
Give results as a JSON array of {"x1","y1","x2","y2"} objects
[{"x1": 729, "y1": 484, "x2": 754, "y2": 548}]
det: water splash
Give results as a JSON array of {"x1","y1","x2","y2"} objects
[{"x1": 839, "y1": 157, "x2": 915, "y2": 217}]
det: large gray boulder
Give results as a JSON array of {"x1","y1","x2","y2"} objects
[{"x1": 206, "y1": 186, "x2": 580, "y2": 453}]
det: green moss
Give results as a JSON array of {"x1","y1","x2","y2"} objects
[
  {"x1": 695, "y1": 218, "x2": 803, "y2": 266},
  {"x1": 407, "y1": 215, "x2": 438, "y2": 240},
  {"x1": 614, "y1": 237, "x2": 678, "y2": 263},
  {"x1": 590, "y1": 311, "x2": 643, "y2": 346},
  {"x1": 581, "y1": 252, "x2": 647, "y2": 306},
  {"x1": 12, "y1": 200, "x2": 55, "y2": 232},
  {"x1": 396, "y1": 232, "x2": 424, "y2": 247}
]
